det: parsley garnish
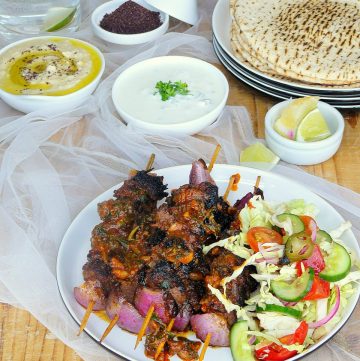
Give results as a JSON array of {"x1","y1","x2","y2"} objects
[{"x1": 154, "y1": 80, "x2": 190, "y2": 101}]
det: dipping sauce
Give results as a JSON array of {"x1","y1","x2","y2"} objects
[
  {"x1": 0, "y1": 37, "x2": 103, "y2": 96},
  {"x1": 100, "y1": 0, "x2": 162, "y2": 34},
  {"x1": 113, "y1": 58, "x2": 227, "y2": 125}
]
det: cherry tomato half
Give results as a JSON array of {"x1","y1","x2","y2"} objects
[{"x1": 247, "y1": 227, "x2": 283, "y2": 252}]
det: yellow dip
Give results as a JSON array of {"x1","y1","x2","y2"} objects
[{"x1": 0, "y1": 38, "x2": 103, "y2": 96}]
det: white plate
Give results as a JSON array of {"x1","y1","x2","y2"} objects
[
  {"x1": 57, "y1": 164, "x2": 360, "y2": 361},
  {"x1": 213, "y1": 37, "x2": 360, "y2": 102},
  {"x1": 213, "y1": 41, "x2": 360, "y2": 109},
  {"x1": 212, "y1": 0, "x2": 360, "y2": 94}
]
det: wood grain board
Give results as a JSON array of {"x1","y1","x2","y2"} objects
[{"x1": 0, "y1": 65, "x2": 359, "y2": 361}]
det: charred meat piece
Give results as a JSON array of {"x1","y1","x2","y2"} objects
[
  {"x1": 113, "y1": 170, "x2": 168, "y2": 202},
  {"x1": 204, "y1": 247, "x2": 258, "y2": 307},
  {"x1": 168, "y1": 337, "x2": 201, "y2": 361},
  {"x1": 82, "y1": 249, "x2": 113, "y2": 295}
]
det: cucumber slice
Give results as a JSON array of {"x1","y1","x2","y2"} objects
[
  {"x1": 315, "y1": 230, "x2": 333, "y2": 244},
  {"x1": 230, "y1": 320, "x2": 255, "y2": 361},
  {"x1": 319, "y1": 242, "x2": 351, "y2": 282},
  {"x1": 277, "y1": 213, "x2": 305, "y2": 234},
  {"x1": 271, "y1": 268, "x2": 314, "y2": 302},
  {"x1": 256, "y1": 304, "x2": 302, "y2": 319}
]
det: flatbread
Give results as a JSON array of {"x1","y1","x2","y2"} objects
[
  {"x1": 230, "y1": 25, "x2": 358, "y2": 85},
  {"x1": 230, "y1": 0, "x2": 360, "y2": 85}
]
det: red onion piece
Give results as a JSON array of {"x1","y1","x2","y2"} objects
[
  {"x1": 248, "y1": 335, "x2": 256, "y2": 345},
  {"x1": 173, "y1": 304, "x2": 192, "y2": 331},
  {"x1": 189, "y1": 160, "x2": 215, "y2": 185},
  {"x1": 106, "y1": 292, "x2": 153, "y2": 334},
  {"x1": 74, "y1": 280, "x2": 106, "y2": 311},
  {"x1": 309, "y1": 286, "x2": 340, "y2": 328},
  {"x1": 190, "y1": 313, "x2": 229, "y2": 346},
  {"x1": 134, "y1": 287, "x2": 170, "y2": 324},
  {"x1": 299, "y1": 244, "x2": 309, "y2": 255},
  {"x1": 281, "y1": 301, "x2": 298, "y2": 307},
  {"x1": 309, "y1": 219, "x2": 317, "y2": 242}
]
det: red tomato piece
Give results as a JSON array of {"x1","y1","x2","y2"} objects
[
  {"x1": 255, "y1": 322, "x2": 308, "y2": 361},
  {"x1": 299, "y1": 215, "x2": 318, "y2": 236},
  {"x1": 303, "y1": 275, "x2": 330, "y2": 300},
  {"x1": 247, "y1": 227, "x2": 283, "y2": 252},
  {"x1": 303, "y1": 244, "x2": 325, "y2": 274},
  {"x1": 255, "y1": 344, "x2": 297, "y2": 361},
  {"x1": 279, "y1": 321, "x2": 308, "y2": 345}
]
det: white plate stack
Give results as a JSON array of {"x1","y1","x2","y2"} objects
[{"x1": 212, "y1": 0, "x2": 360, "y2": 108}]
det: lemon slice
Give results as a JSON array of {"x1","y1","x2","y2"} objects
[
  {"x1": 240, "y1": 142, "x2": 280, "y2": 170},
  {"x1": 295, "y1": 108, "x2": 331, "y2": 142},
  {"x1": 43, "y1": 7, "x2": 77, "y2": 32},
  {"x1": 273, "y1": 96, "x2": 319, "y2": 139}
]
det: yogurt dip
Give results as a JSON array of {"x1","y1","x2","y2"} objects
[
  {"x1": 0, "y1": 37, "x2": 103, "y2": 96},
  {"x1": 113, "y1": 56, "x2": 228, "y2": 126}
]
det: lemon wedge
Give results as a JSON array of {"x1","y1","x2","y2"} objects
[
  {"x1": 273, "y1": 96, "x2": 319, "y2": 139},
  {"x1": 295, "y1": 108, "x2": 331, "y2": 142},
  {"x1": 240, "y1": 142, "x2": 280, "y2": 170},
  {"x1": 43, "y1": 7, "x2": 77, "y2": 32}
]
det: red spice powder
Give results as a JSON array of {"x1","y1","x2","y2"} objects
[{"x1": 100, "y1": 0, "x2": 162, "y2": 34}]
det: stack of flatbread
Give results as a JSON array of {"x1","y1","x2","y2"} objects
[{"x1": 229, "y1": 0, "x2": 360, "y2": 87}]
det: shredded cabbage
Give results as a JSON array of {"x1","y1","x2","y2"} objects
[
  {"x1": 239, "y1": 196, "x2": 272, "y2": 232},
  {"x1": 202, "y1": 234, "x2": 253, "y2": 259},
  {"x1": 282, "y1": 199, "x2": 319, "y2": 218}
]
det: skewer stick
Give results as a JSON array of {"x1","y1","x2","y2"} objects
[
  {"x1": 208, "y1": 144, "x2": 221, "y2": 173},
  {"x1": 199, "y1": 333, "x2": 212, "y2": 361},
  {"x1": 223, "y1": 175, "x2": 236, "y2": 202},
  {"x1": 129, "y1": 153, "x2": 156, "y2": 176},
  {"x1": 100, "y1": 314, "x2": 119, "y2": 343},
  {"x1": 154, "y1": 318, "x2": 175, "y2": 359},
  {"x1": 254, "y1": 175, "x2": 261, "y2": 190},
  {"x1": 77, "y1": 300, "x2": 95, "y2": 336},
  {"x1": 146, "y1": 153, "x2": 156, "y2": 171},
  {"x1": 135, "y1": 304, "x2": 155, "y2": 349}
]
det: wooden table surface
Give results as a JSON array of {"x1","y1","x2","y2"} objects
[{"x1": 0, "y1": 65, "x2": 359, "y2": 361}]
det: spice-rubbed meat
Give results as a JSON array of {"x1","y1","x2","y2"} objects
[
  {"x1": 155, "y1": 182, "x2": 235, "y2": 250},
  {"x1": 75, "y1": 170, "x2": 168, "y2": 309}
]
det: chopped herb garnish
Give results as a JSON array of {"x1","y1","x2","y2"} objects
[{"x1": 154, "y1": 80, "x2": 190, "y2": 101}]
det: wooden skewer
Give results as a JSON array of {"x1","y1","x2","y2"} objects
[
  {"x1": 154, "y1": 318, "x2": 175, "y2": 359},
  {"x1": 199, "y1": 333, "x2": 212, "y2": 361},
  {"x1": 135, "y1": 304, "x2": 155, "y2": 349},
  {"x1": 223, "y1": 175, "x2": 236, "y2": 202},
  {"x1": 208, "y1": 144, "x2": 221, "y2": 173},
  {"x1": 100, "y1": 314, "x2": 119, "y2": 343},
  {"x1": 254, "y1": 175, "x2": 261, "y2": 190},
  {"x1": 129, "y1": 153, "x2": 156, "y2": 176},
  {"x1": 146, "y1": 153, "x2": 156, "y2": 171},
  {"x1": 77, "y1": 300, "x2": 95, "y2": 336}
]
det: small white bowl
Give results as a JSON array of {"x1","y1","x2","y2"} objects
[
  {"x1": 91, "y1": 0, "x2": 169, "y2": 45},
  {"x1": 265, "y1": 100, "x2": 345, "y2": 165},
  {"x1": 145, "y1": 0, "x2": 199, "y2": 25},
  {"x1": 0, "y1": 36, "x2": 105, "y2": 114},
  {"x1": 112, "y1": 56, "x2": 229, "y2": 136}
]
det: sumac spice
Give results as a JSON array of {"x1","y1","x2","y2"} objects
[{"x1": 100, "y1": 1, "x2": 162, "y2": 34}]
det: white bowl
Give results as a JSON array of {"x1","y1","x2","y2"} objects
[
  {"x1": 0, "y1": 36, "x2": 105, "y2": 114},
  {"x1": 265, "y1": 100, "x2": 345, "y2": 165},
  {"x1": 112, "y1": 56, "x2": 229, "y2": 136},
  {"x1": 145, "y1": 0, "x2": 199, "y2": 25},
  {"x1": 91, "y1": 0, "x2": 169, "y2": 45}
]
